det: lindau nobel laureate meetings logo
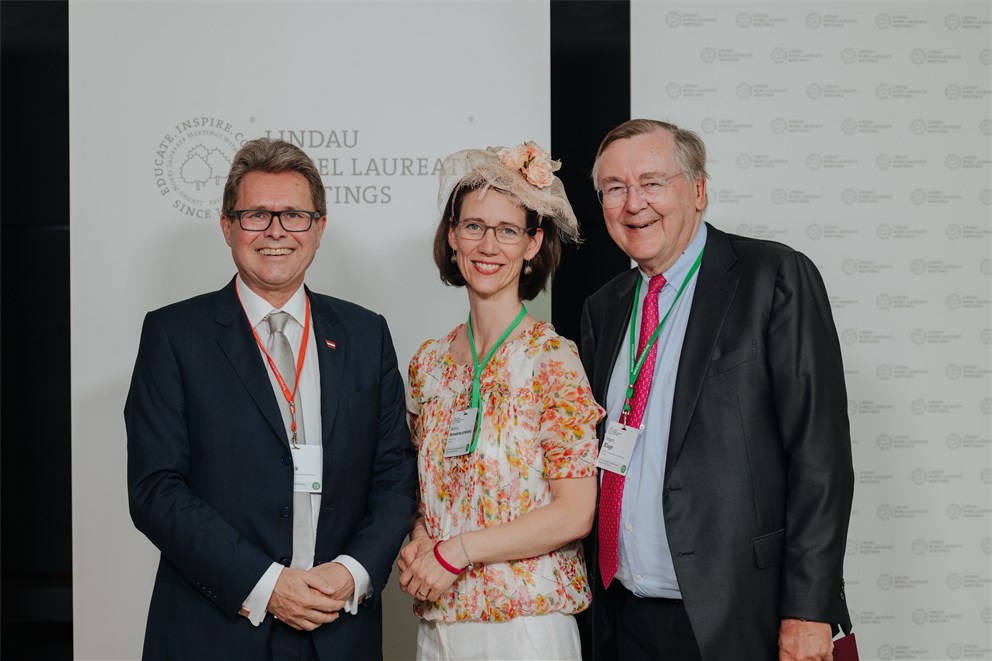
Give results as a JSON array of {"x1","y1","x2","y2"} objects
[{"x1": 152, "y1": 116, "x2": 246, "y2": 219}]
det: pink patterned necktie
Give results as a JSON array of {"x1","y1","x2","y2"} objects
[{"x1": 599, "y1": 273, "x2": 667, "y2": 588}]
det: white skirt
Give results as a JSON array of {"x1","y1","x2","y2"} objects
[{"x1": 416, "y1": 612, "x2": 582, "y2": 661}]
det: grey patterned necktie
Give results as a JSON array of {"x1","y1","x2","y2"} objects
[{"x1": 266, "y1": 311, "x2": 315, "y2": 569}]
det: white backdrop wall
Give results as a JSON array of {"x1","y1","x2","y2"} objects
[
  {"x1": 69, "y1": 2, "x2": 550, "y2": 659},
  {"x1": 632, "y1": 1, "x2": 991, "y2": 659}
]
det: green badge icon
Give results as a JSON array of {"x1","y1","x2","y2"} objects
[
  {"x1": 620, "y1": 465, "x2": 627, "y2": 474},
  {"x1": 311, "y1": 481, "x2": 321, "y2": 490}
]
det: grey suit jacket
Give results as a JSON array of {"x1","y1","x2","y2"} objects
[{"x1": 579, "y1": 224, "x2": 853, "y2": 661}]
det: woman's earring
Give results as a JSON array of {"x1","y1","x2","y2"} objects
[
  {"x1": 523, "y1": 260, "x2": 533, "y2": 275},
  {"x1": 451, "y1": 251, "x2": 457, "y2": 263}
]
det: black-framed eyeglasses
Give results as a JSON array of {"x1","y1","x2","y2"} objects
[
  {"x1": 230, "y1": 209, "x2": 320, "y2": 232},
  {"x1": 453, "y1": 220, "x2": 537, "y2": 245},
  {"x1": 596, "y1": 172, "x2": 684, "y2": 209}
]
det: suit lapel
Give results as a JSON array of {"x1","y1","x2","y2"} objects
[
  {"x1": 307, "y1": 289, "x2": 344, "y2": 451},
  {"x1": 214, "y1": 280, "x2": 289, "y2": 447},
  {"x1": 666, "y1": 225, "x2": 739, "y2": 477},
  {"x1": 594, "y1": 269, "x2": 640, "y2": 402}
]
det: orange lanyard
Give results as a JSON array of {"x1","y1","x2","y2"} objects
[{"x1": 236, "y1": 287, "x2": 311, "y2": 445}]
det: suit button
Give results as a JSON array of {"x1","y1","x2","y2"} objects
[
  {"x1": 279, "y1": 557, "x2": 290, "y2": 566},
  {"x1": 280, "y1": 506, "x2": 291, "y2": 518},
  {"x1": 281, "y1": 454, "x2": 292, "y2": 466}
]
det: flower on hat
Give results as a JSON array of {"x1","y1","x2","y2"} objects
[{"x1": 497, "y1": 141, "x2": 560, "y2": 189}]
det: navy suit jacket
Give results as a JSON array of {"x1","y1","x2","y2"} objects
[
  {"x1": 579, "y1": 225, "x2": 853, "y2": 660},
  {"x1": 125, "y1": 279, "x2": 418, "y2": 660}
]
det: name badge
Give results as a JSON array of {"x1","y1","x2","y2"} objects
[
  {"x1": 292, "y1": 445, "x2": 323, "y2": 493},
  {"x1": 445, "y1": 408, "x2": 478, "y2": 457},
  {"x1": 595, "y1": 421, "x2": 641, "y2": 475}
]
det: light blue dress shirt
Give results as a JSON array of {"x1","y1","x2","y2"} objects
[{"x1": 604, "y1": 223, "x2": 707, "y2": 599}]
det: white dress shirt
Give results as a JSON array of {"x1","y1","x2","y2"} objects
[{"x1": 235, "y1": 276, "x2": 371, "y2": 625}]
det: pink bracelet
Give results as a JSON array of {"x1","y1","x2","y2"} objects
[{"x1": 433, "y1": 541, "x2": 465, "y2": 575}]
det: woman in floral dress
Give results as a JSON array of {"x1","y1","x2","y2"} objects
[{"x1": 398, "y1": 142, "x2": 604, "y2": 660}]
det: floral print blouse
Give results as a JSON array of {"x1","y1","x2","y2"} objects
[{"x1": 407, "y1": 321, "x2": 605, "y2": 623}]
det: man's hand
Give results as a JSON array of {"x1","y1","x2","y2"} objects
[
  {"x1": 308, "y1": 562, "x2": 356, "y2": 605},
  {"x1": 397, "y1": 536, "x2": 432, "y2": 575},
  {"x1": 267, "y1": 568, "x2": 345, "y2": 631},
  {"x1": 779, "y1": 618, "x2": 833, "y2": 661}
]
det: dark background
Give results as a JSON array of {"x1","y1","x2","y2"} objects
[{"x1": 0, "y1": 1, "x2": 630, "y2": 656}]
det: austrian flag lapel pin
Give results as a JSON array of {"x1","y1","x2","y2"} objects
[{"x1": 325, "y1": 340, "x2": 337, "y2": 349}]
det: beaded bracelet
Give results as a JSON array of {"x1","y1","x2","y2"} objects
[{"x1": 433, "y1": 541, "x2": 465, "y2": 575}]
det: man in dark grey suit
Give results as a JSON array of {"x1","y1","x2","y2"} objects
[
  {"x1": 126, "y1": 138, "x2": 417, "y2": 660},
  {"x1": 579, "y1": 119, "x2": 853, "y2": 661}
]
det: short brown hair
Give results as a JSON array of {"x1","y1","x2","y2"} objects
[
  {"x1": 432, "y1": 183, "x2": 561, "y2": 301},
  {"x1": 591, "y1": 119, "x2": 709, "y2": 188},
  {"x1": 222, "y1": 138, "x2": 326, "y2": 216}
]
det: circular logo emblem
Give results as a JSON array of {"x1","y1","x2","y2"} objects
[
  {"x1": 736, "y1": 153, "x2": 753, "y2": 169},
  {"x1": 947, "y1": 644, "x2": 963, "y2": 659},
  {"x1": 736, "y1": 223, "x2": 753, "y2": 237},
  {"x1": 981, "y1": 468, "x2": 992, "y2": 484},
  {"x1": 910, "y1": 189, "x2": 927, "y2": 205},
  {"x1": 910, "y1": 329, "x2": 927, "y2": 345},
  {"x1": 771, "y1": 188, "x2": 787, "y2": 205},
  {"x1": 876, "y1": 83, "x2": 892, "y2": 100},
  {"x1": 875, "y1": 13, "x2": 892, "y2": 30},
  {"x1": 770, "y1": 47, "x2": 787, "y2": 64},
  {"x1": 945, "y1": 13, "x2": 960, "y2": 30},
  {"x1": 840, "y1": 328, "x2": 856, "y2": 345},
  {"x1": 910, "y1": 118, "x2": 927, "y2": 135},
  {"x1": 980, "y1": 189, "x2": 992, "y2": 206},
  {"x1": 841, "y1": 189, "x2": 858, "y2": 206},
  {"x1": 876, "y1": 153, "x2": 892, "y2": 169},
  {"x1": 981, "y1": 119, "x2": 992, "y2": 136},
  {"x1": 980, "y1": 49, "x2": 991, "y2": 66},
  {"x1": 911, "y1": 468, "x2": 927, "y2": 485},
  {"x1": 665, "y1": 11, "x2": 682, "y2": 28},
  {"x1": 841, "y1": 259, "x2": 858, "y2": 276},
  {"x1": 945, "y1": 433, "x2": 962, "y2": 449},
  {"x1": 945, "y1": 84, "x2": 961, "y2": 100},
  {"x1": 945, "y1": 224, "x2": 961, "y2": 240},
  {"x1": 912, "y1": 609, "x2": 928, "y2": 625},
  {"x1": 846, "y1": 540, "x2": 859, "y2": 555},
  {"x1": 945, "y1": 294, "x2": 962, "y2": 310},
  {"x1": 840, "y1": 48, "x2": 857, "y2": 65},
  {"x1": 736, "y1": 12, "x2": 752, "y2": 28},
  {"x1": 946, "y1": 503, "x2": 962, "y2": 519},
  {"x1": 877, "y1": 574, "x2": 893, "y2": 590},
  {"x1": 911, "y1": 538, "x2": 927, "y2": 555},
  {"x1": 910, "y1": 258, "x2": 927, "y2": 275},
  {"x1": 771, "y1": 117, "x2": 787, "y2": 134},
  {"x1": 876, "y1": 504, "x2": 893, "y2": 520},
  {"x1": 981, "y1": 259, "x2": 992, "y2": 276},
  {"x1": 807, "y1": 224, "x2": 824, "y2": 241},
  {"x1": 152, "y1": 117, "x2": 244, "y2": 218},
  {"x1": 876, "y1": 434, "x2": 893, "y2": 450},
  {"x1": 312, "y1": 481, "x2": 321, "y2": 491},
  {"x1": 981, "y1": 328, "x2": 992, "y2": 344},
  {"x1": 910, "y1": 48, "x2": 927, "y2": 65},
  {"x1": 665, "y1": 82, "x2": 682, "y2": 99},
  {"x1": 840, "y1": 118, "x2": 858, "y2": 135},
  {"x1": 736, "y1": 82, "x2": 753, "y2": 99},
  {"x1": 806, "y1": 153, "x2": 822, "y2": 170},
  {"x1": 981, "y1": 539, "x2": 992, "y2": 555},
  {"x1": 876, "y1": 223, "x2": 893, "y2": 240},
  {"x1": 910, "y1": 399, "x2": 927, "y2": 415},
  {"x1": 806, "y1": 83, "x2": 822, "y2": 100},
  {"x1": 700, "y1": 47, "x2": 717, "y2": 63},
  {"x1": 945, "y1": 154, "x2": 961, "y2": 170},
  {"x1": 983, "y1": 398, "x2": 992, "y2": 415},
  {"x1": 620, "y1": 465, "x2": 627, "y2": 474},
  {"x1": 876, "y1": 364, "x2": 893, "y2": 379},
  {"x1": 701, "y1": 117, "x2": 717, "y2": 134},
  {"x1": 806, "y1": 12, "x2": 822, "y2": 29},
  {"x1": 876, "y1": 294, "x2": 892, "y2": 310}
]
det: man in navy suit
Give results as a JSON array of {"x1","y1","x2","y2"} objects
[
  {"x1": 126, "y1": 138, "x2": 417, "y2": 660},
  {"x1": 579, "y1": 120, "x2": 853, "y2": 661}
]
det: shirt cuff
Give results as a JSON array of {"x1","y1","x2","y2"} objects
[
  {"x1": 331, "y1": 554, "x2": 371, "y2": 615},
  {"x1": 241, "y1": 562, "x2": 283, "y2": 626}
]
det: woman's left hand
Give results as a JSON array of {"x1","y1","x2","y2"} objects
[{"x1": 400, "y1": 539, "x2": 463, "y2": 602}]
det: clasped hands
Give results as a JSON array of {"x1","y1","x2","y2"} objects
[
  {"x1": 266, "y1": 562, "x2": 356, "y2": 631},
  {"x1": 397, "y1": 535, "x2": 464, "y2": 603}
]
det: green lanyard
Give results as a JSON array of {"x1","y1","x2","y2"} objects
[
  {"x1": 466, "y1": 305, "x2": 527, "y2": 453},
  {"x1": 622, "y1": 249, "x2": 705, "y2": 424}
]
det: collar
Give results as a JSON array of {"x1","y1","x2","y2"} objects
[
  {"x1": 235, "y1": 275, "x2": 307, "y2": 329},
  {"x1": 638, "y1": 222, "x2": 708, "y2": 290}
]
